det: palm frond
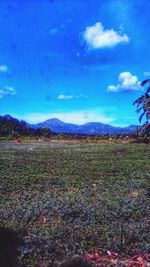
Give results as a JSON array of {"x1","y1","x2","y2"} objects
[
  {"x1": 133, "y1": 95, "x2": 144, "y2": 106},
  {"x1": 139, "y1": 111, "x2": 146, "y2": 123},
  {"x1": 146, "y1": 85, "x2": 150, "y2": 94},
  {"x1": 141, "y1": 79, "x2": 150, "y2": 87}
]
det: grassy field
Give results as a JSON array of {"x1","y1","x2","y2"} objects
[{"x1": 0, "y1": 140, "x2": 150, "y2": 267}]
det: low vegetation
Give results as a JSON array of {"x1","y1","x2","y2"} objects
[{"x1": 0, "y1": 140, "x2": 149, "y2": 267}]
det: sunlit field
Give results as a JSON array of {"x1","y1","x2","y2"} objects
[{"x1": 0, "y1": 140, "x2": 149, "y2": 267}]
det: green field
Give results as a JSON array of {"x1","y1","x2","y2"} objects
[{"x1": 0, "y1": 141, "x2": 150, "y2": 267}]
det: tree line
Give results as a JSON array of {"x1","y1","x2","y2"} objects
[{"x1": 0, "y1": 115, "x2": 51, "y2": 138}]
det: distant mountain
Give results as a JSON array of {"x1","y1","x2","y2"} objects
[
  {"x1": 0, "y1": 114, "x2": 139, "y2": 137},
  {"x1": 34, "y1": 118, "x2": 138, "y2": 135}
]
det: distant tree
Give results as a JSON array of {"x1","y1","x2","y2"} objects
[
  {"x1": 35, "y1": 127, "x2": 51, "y2": 138},
  {"x1": 133, "y1": 79, "x2": 150, "y2": 135},
  {"x1": 0, "y1": 115, "x2": 34, "y2": 137},
  {"x1": 0, "y1": 115, "x2": 52, "y2": 138},
  {"x1": 40, "y1": 127, "x2": 51, "y2": 138}
]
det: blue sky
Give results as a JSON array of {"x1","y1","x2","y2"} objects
[{"x1": 0, "y1": 0, "x2": 149, "y2": 126}]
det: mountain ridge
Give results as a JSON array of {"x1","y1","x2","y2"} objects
[{"x1": 34, "y1": 118, "x2": 138, "y2": 135}]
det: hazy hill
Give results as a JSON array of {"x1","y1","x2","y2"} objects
[
  {"x1": 0, "y1": 115, "x2": 138, "y2": 136},
  {"x1": 35, "y1": 118, "x2": 138, "y2": 135}
]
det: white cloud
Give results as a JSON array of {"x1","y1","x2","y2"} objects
[
  {"x1": 0, "y1": 65, "x2": 8, "y2": 72},
  {"x1": 83, "y1": 22, "x2": 129, "y2": 49},
  {"x1": 144, "y1": 71, "x2": 150, "y2": 76},
  {"x1": 107, "y1": 72, "x2": 141, "y2": 92},
  {"x1": 21, "y1": 110, "x2": 115, "y2": 125},
  {"x1": 58, "y1": 94, "x2": 74, "y2": 100},
  {"x1": 0, "y1": 86, "x2": 16, "y2": 98},
  {"x1": 57, "y1": 94, "x2": 88, "y2": 100}
]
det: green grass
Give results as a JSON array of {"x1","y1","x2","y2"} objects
[{"x1": 0, "y1": 141, "x2": 149, "y2": 266}]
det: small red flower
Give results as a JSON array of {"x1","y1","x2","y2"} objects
[{"x1": 39, "y1": 214, "x2": 47, "y2": 224}]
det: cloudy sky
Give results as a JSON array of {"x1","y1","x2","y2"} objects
[{"x1": 0, "y1": 0, "x2": 149, "y2": 126}]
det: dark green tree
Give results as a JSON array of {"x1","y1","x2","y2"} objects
[
  {"x1": 35, "y1": 127, "x2": 51, "y2": 138},
  {"x1": 133, "y1": 79, "x2": 150, "y2": 135}
]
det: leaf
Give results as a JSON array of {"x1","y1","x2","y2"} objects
[
  {"x1": 111, "y1": 259, "x2": 118, "y2": 264},
  {"x1": 146, "y1": 111, "x2": 150, "y2": 119},
  {"x1": 139, "y1": 111, "x2": 146, "y2": 123},
  {"x1": 141, "y1": 79, "x2": 150, "y2": 87},
  {"x1": 83, "y1": 253, "x2": 94, "y2": 261},
  {"x1": 107, "y1": 250, "x2": 112, "y2": 256},
  {"x1": 133, "y1": 95, "x2": 145, "y2": 106},
  {"x1": 136, "y1": 107, "x2": 144, "y2": 113},
  {"x1": 137, "y1": 256, "x2": 144, "y2": 265},
  {"x1": 146, "y1": 86, "x2": 150, "y2": 94}
]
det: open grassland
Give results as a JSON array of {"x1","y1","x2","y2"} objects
[{"x1": 0, "y1": 141, "x2": 150, "y2": 267}]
